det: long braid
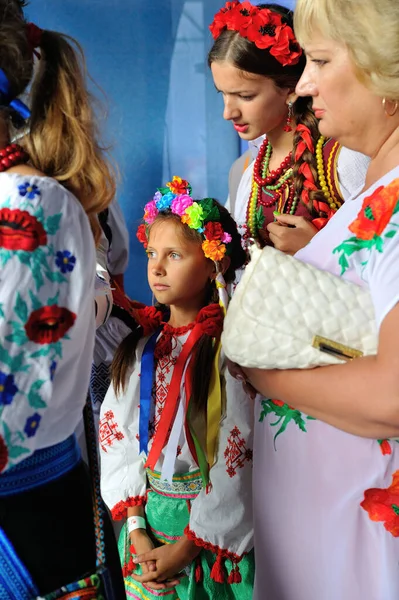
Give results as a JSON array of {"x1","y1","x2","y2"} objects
[{"x1": 291, "y1": 97, "x2": 327, "y2": 216}]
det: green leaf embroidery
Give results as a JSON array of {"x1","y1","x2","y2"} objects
[
  {"x1": 10, "y1": 351, "x2": 30, "y2": 374},
  {"x1": 0, "y1": 304, "x2": 4, "y2": 319},
  {"x1": 0, "y1": 249, "x2": 12, "y2": 268},
  {"x1": 0, "y1": 344, "x2": 12, "y2": 368},
  {"x1": 385, "y1": 230, "x2": 397, "y2": 239},
  {"x1": 14, "y1": 292, "x2": 28, "y2": 323},
  {"x1": 30, "y1": 347, "x2": 51, "y2": 358},
  {"x1": 29, "y1": 290, "x2": 42, "y2": 311},
  {"x1": 47, "y1": 292, "x2": 60, "y2": 306},
  {"x1": 44, "y1": 213, "x2": 62, "y2": 235},
  {"x1": 31, "y1": 260, "x2": 44, "y2": 290},
  {"x1": 259, "y1": 399, "x2": 314, "y2": 448},
  {"x1": 5, "y1": 328, "x2": 28, "y2": 346},
  {"x1": 8, "y1": 445, "x2": 30, "y2": 459},
  {"x1": 44, "y1": 270, "x2": 67, "y2": 284},
  {"x1": 34, "y1": 205, "x2": 45, "y2": 222},
  {"x1": 17, "y1": 251, "x2": 32, "y2": 266},
  {"x1": 2, "y1": 422, "x2": 11, "y2": 446},
  {"x1": 28, "y1": 379, "x2": 47, "y2": 409}
]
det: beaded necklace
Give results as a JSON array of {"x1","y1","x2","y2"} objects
[
  {"x1": 315, "y1": 136, "x2": 342, "y2": 211},
  {"x1": 246, "y1": 137, "x2": 298, "y2": 239},
  {"x1": 0, "y1": 143, "x2": 29, "y2": 171}
]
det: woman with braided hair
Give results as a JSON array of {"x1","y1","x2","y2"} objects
[{"x1": 209, "y1": 1, "x2": 369, "y2": 260}]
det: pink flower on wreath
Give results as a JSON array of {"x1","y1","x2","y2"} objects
[
  {"x1": 222, "y1": 232, "x2": 232, "y2": 243},
  {"x1": 171, "y1": 194, "x2": 193, "y2": 216},
  {"x1": 144, "y1": 200, "x2": 158, "y2": 224}
]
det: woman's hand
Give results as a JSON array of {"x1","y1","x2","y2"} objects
[
  {"x1": 267, "y1": 214, "x2": 318, "y2": 254},
  {"x1": 227, "y1": 359, "x2": 257, "y2": 400},
  {"x1": 132, "y1": 535, "x2": 200, "y2": 590},
  {"x1": 130, "y1": 530, "x2": 156, "y2": 575}
]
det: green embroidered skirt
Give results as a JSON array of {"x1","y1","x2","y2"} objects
[{"x1": 118, "y1": 469, "x2": 254, "y2": 600}]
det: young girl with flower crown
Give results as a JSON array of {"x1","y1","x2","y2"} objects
[{"x1": 100, "y1": 176, "x2": 255, "y2": 599}]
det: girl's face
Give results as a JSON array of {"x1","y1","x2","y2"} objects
[
  {"x1": 211, "y1": 60, "x2": 290, "y2": 140},
  {"x1": 147, "y1": 219, "x2": 214, "y2": 313}
]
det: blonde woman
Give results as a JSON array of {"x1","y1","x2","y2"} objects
[{"x1": 242, "y1": 0, "x2": 399, "y2": 598}]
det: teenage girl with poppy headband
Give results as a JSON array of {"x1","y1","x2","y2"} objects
[
  {"x1": 100, "y1": 176, "x2": 255, "y2": 599},
  {"x1": 0, "y1": 0, "x2": 125, "y2": 597},
  {"x1": 209, "y1": 1, "x2": 369, "y2": 258}
]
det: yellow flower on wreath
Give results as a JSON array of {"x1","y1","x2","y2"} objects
[{"x1": 202, "y1": 239, "x2": 226, "y2": 261}]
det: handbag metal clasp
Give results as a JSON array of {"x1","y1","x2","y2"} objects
[{"x1": 312, "y1": 335, "x2": 363, "y2": 362}]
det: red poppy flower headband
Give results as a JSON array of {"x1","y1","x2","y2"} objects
[{"x1": 210, "y1": 1, "x2": 302, "y2": 67}]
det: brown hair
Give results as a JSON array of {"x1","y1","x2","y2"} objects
[
  {"x1": 111, "y1": 200, "x2": 246, "y2": 421},
  {"x1": 0, "y1": 0, "x2": 115, "y2": 242},
  {"x1": 208, "y1": 3, "x2": 326, "y2": 215}
]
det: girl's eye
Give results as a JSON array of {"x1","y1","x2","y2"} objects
[
  {"x1": 311, "y1": 59, "x2": 327, "y2": 66},
  {"x1": 146, "y1": 251, "x2": 156, "y2": 259},
  {"x1": 170, "y1": 252, "x2": 181, "y2": 259},
  {"x1": 239, "y1": 95, "x2": 255, "y2": 101}
]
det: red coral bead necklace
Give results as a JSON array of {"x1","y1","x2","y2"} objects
[{"x1": 0, "y1": 143, "x2": 29, "y2": 171}]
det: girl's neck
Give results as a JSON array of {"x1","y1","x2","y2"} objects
[
  {"x1": 266, "y1": 125, "x2": 294, "y2": 170},
  {"x1": 167, "y1": 304, "x2": 203, "y2": 329}
]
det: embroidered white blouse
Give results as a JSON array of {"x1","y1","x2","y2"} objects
[
  {"x1": 100, "y1": 330, "x2": 254, "y2": 559},
  {"x1": 0, "y1": 174, "x2": 95, "y2": 473}
]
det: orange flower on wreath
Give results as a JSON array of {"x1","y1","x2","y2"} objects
[
  {"x1": 202, "y1": 239, "x2": 226, "y2": 261},
  {"x1": 361, "y1": 470, "x2": 399, "y2": 537},
  {"x1": 349, "y1": 179, "x2": 399, "y2": 241},
  {"x1": 166, "y1": 176, "x2": 189, "y2": 195}
]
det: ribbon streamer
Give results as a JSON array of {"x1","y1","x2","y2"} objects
[
  {"x1": 139, "y1": 328, "x2": 162, "y2": 455},
  {"x1": 0, "y1": 69, "x2": 31, "y2": 120}
]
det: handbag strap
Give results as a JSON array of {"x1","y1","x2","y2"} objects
[{"x1": 83, "y1": 397, "x2": 106, "y2": 568}]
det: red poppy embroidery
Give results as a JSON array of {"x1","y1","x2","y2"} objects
[
  {"x1": 361, "y1": 470, "x2": 399, "y2": 537},
  {"x1": 24, "y1": 305, "x2": 76, "y2": 344},
  {"x1": 349, "y1": 181, "x2": 399, "y2": 240},
  {"x1": 0, "y1": 435, "x2": 8, "y2": 473},
  {"x1": 333, "y1": 178, "x2": 399, "y2": 274},
  {"x1": 99, "y1": 410, "x2": 124, "y2": 453},
  {"x1": 224, "y1": 426, "x2": 252, "y2": 478},
  {"x1": 0, "y1": 208, "x2": 47, "y2": 251},
  {"x1": 378, "y1": 439, "x2": 392, "y2": 455}
]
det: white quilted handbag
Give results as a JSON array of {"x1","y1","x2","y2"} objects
[{"x1": 222, "y1": 244, "x2": 378, "y2": 369}]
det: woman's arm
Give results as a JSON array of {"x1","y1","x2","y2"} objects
[{"x1": 244, "y1": 303, "x2": 399, "y2": 439}]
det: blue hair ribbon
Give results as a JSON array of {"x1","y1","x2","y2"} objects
[
  {"x1": 0, "y1": 68, "x2": 31, "y2": 120},
  {"x1": 139, "y1": 327, "x2": 162, "y2": 455}
]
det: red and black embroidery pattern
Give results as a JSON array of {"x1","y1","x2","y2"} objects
[
  {"x1": 99, "y1": 410, "x2": 124, "y2": 453},
  {"x1": 224, "y1": 426, "x2": 252, "y2": 478}
]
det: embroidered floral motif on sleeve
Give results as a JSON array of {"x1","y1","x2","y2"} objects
[
  {"x1": 333, "y1": 178, "x2": 399, "y2": 274},
  {"x1": 0, "y1": 179, "x2": 80, "y2": 470},
  {"x1": 361, "y1": 470, "x2": 399, "y2": 537},
  {"x1": 259, "y1": 399, "x2": 316, "y2": 447},
  {"x1": 224, "y1": 426, "x2": 253, "y2": 478},
  {"x1": 99, "y1": 410, "x2": 124, "y2": 453},
  {"x1": 0, "y1": 179, "x2": 67, "y2": 289}
]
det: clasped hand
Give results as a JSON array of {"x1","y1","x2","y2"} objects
[{"x1": 131, "y1": 533, "x2": 200, "y2": 590}]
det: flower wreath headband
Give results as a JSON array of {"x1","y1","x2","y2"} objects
[
  {"x1": 137, "y1": 176, "x2": 233, "y2": 262},
  {"x1": 137, "y1": 176, "x2": 231, "y2": 313},
  {"x1": 210, "y1": 1, "x2": 302, "y2": 67}
]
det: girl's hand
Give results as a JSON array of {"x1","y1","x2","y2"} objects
[
  {"x1": 267, "y1": 214, "x2": 317, "y2": 254},
  {"x1": 130, "y1": 530, "x2": 156, "y2": 575},
  {"x1": 132, "y1": 535, "x2": 200, "y2": 590}
]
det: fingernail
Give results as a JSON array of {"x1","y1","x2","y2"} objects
[
  {"x1": 235, "y1": 374, "x2": 245, "y2": 381},
  {"x1": 133, "y1": 558, "x2": 139, "y2": 563}
]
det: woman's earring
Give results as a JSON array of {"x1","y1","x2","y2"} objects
[
  {"x1": 382, "y1": 97, "x2": 398, "y2": 117},
  {"x1": 283, "y1": 101, "x2": 293, "y2": 132}
]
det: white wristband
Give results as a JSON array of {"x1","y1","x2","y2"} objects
[{"x1": 127, "y1": 516, "x2": 146, "y2": 533}]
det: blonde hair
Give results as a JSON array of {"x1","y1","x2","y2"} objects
[
  {"x1": 0, "y1": 1, "x2": 116, "y2": 243},
  {"x1": 294, "y1": 0, "x2": 399, "y2": 100}
]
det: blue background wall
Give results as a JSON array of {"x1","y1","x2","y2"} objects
[{"x1": 26, "y1": 0, "x2": 295, "y2": 303}]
